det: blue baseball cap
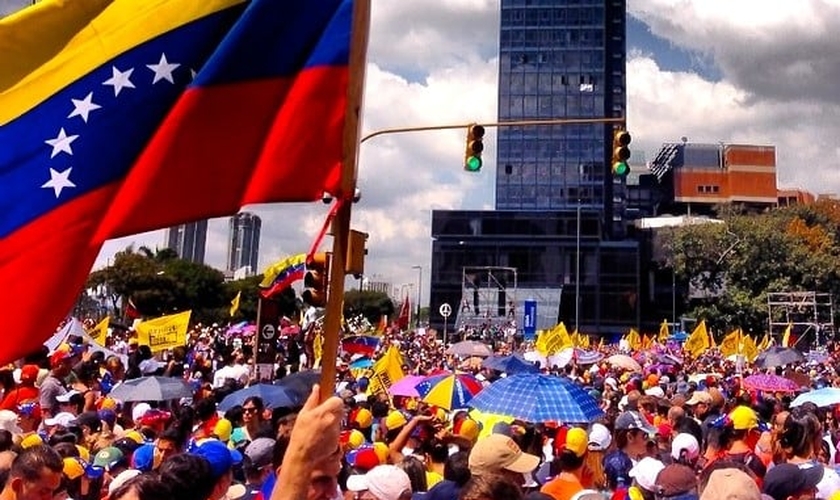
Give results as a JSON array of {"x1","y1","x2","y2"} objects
[
  {"x1": 131, "y1": 444, "x2": 155, "y2": 472},
  {"x1": 193, "y1": 440, "x2": 243, "y2": 479}
]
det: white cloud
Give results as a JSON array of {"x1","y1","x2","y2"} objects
[{"x1": 97, "y1": 0, "x2": 840, "y2": 308}]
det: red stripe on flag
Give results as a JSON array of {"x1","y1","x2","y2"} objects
[
  {"x1": 95, "y1": 66, "x2": 349, "y2": 242},
  {"x1": 1, "y1": 186, "x2": 116, "y2": 363}
]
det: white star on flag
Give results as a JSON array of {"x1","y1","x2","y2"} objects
[
  {"x1": 41, "y1": 167, "x2": 76, "y2": 198},
  {"x1": 44, "y1": 128, "x2": 79, "y2": 158},
  {"x1": 103, "y1": 66, "x2": 135, "y2": 96},
  {"x1": 147, "y1": 53, "x2": 180, "y2": 84},
  {"x1": 68, "y1": 92, "x2": 101, "y2": 123}
]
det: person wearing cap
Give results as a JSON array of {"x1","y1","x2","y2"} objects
[
  {"x1": 699, "y1": 467, "x2": 761, "y2": 500},
  {"x1": 542, "y1": 428, "x2": 589, "y2": 500},
  {"x1": 761, "y1": 463, "x2": 821, "y2": 500},
  {"x1": 603, "y1": 411, "x2": 655, "y2": 492},
  {"x1": 654, "y1": 464, "x2": 698, "y2": 500},
  {"x1": 13, "y1": 402, "x2": 41, "y2": 444},
  {"x1": 0, "y1": 366, "x2": 39, "y2": 411},
  {"x1": 242, "y1": 438, "x2": 275, "y2": 500},
  {"x1": 193, "y1": 439, "x2": 243, "y2": 500},
  {"x1": 40, "y1": 350, "x2": 73, "y2": 419},
  {"x1": 94, "y1": 446, "x2": 127, "y2": 492},
  {"x1": 468, "y1": 434, "x2": 540, "y2": 489},
  {"x1": 709, "y1": 406, "x2": 767, "y2": 482},
  {"x1": 347, "y1": 464, "x2": 412, "y2": 500},
  {"x1": 583, "y1": 424, "x2": 611, "y2": 492},
  {"x1": 628, "y1": 457, "x2": 665, "y2": 499},
  {"x1": 670, "y1": 433, "x2": 700, "y2": 470}
]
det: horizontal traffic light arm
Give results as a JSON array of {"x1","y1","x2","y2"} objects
[{"x1": 360, "y1": 117, "x2": 627, "y2": 144}]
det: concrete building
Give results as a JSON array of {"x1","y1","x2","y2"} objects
[
  {"x1": 227, "y1": 212, "x2": 261, "y2": 276},
  {"x1": 166, "y1": 220, "x2": 207, "y2": 264}
]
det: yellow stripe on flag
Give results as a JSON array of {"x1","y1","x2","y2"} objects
[{"x1": 0, "y1": 0, "x2": 246, "y2": 124}]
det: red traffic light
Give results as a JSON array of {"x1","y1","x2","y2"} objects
[{"x1": 302, "y1": 253, "x2": 330, "y2": 307}]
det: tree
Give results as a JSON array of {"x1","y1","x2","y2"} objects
[
  {"x1": 659, "y1": 202, "x2": 840, "y2": 336},
  {"x1": 343, "y1": 290, "x2": 395, "y2": 325}
]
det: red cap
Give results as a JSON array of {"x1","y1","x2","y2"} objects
[
  {"x1": 20, "y1": 365, "x2": 39, "y2": 383},
  {"x1": 49, "y1": 351, "x2": 71, "y2": 368},
  {"x1": 351, "y1": 448, "x2": 380, "y2": 471}
]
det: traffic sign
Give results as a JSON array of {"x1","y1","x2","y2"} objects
[
  {"x1": 439, "y1": 303, "x2": 452, "y2": 318},
  {"x1": 261, "y1": 324, "x2": 276, "y2": 340}
]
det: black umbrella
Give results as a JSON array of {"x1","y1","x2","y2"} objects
[
  {"x1": 274, "y1": 370, "x2": 322, "y2": 405},
  {"x1": 755, "y1": 346, "x2": 805, "y2": 368},
  {"x1": 109, "y1": 376, "x2": 194, "y2": 402}
]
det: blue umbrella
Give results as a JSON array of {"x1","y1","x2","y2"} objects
[
  {"x1": 468, "y1": 373, "x2": 603, "y2": 423},
  {"x1": 218, "y1": 384, "x2": 296, "y2": 412},
  {"x1": 481, "y1": 354, "x2": 539, "y2": 374},
  {"x1": 349, "y1": 357, "x2": 373, "y2": 370},
  {"x1": 791, "y1": 387, "x2": 840, "y2": 408}
]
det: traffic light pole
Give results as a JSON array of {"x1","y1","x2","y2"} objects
[{"x1": 360, "y1": 117, "x2": 626, "y2": 144}]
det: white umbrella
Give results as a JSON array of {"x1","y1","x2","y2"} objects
[
  {"x1": 791, "y1": 387, "x2": 840, "y2": 408},
  {"x1": 607, "y1": 354, "x2": 642, "y2": 372}
]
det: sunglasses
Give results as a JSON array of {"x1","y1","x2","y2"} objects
[{"x1": 243, "y1": 407, "x2": 259, "y2": 414}]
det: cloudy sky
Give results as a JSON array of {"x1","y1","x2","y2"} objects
[{"x1": 5, "y1": 0, "x2": 839, "y2": 305}]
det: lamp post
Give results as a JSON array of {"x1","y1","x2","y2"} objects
[{"x1": 412, "y1": 265, "x2": 422, "y2": 327}]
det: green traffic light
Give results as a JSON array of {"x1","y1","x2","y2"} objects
[
  {"x1": 465, "y1": 156, "x2": 482, "y2": 171},
  {"x1": 613, "y1": 161, "x2": 628, "y2": 176}
]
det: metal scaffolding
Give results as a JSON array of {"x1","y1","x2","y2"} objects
[
  {"x1": 455, "y1": 267, "x2": 517, "y2": 330},
  {"x1": 767, "y1": 291, "x2": 835, "y2": 348}
]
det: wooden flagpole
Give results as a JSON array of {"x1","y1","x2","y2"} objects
[{"x1": 319, "y1": 0, "x2": 370, "y2": 402}]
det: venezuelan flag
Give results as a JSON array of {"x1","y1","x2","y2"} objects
[
  {"x1": 260, "y1": 253, "x2": 307, "y2": 298},
  {"x1": 0, "y1": 0, "x2": 359, "y2": 364}
]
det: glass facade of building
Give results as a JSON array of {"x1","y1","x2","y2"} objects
[
  {"x1": 430, "y1": 210, "x2": 639, "y2": 334},
  {"x1": 495, "y1": 0, "x2": 627, "y2": 232},
  {"x1": 227, "y1": 212, "x2": 262, "y2": 275},
  {"x1": 166, "y1": 220, "x2": 208, "y2": 264}
]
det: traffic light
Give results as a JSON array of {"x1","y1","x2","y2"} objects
[
  {"x1": 611, "y1": 129, "x2": 631, "y2": 176},
  {"x1": 302, "y1": 253, "x2": 331, "y2": 307},
  {"x1": 346, "y1": 230, "x2": 368, "y2": 277},
  {"x1": 464, "y1": 124, "x2": 485, "y2": 172}
]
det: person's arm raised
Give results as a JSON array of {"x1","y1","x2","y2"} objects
[{"x1": 271, "y1": 384, "x2": 344, "y2": 500}]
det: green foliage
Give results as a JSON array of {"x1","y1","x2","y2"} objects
[
  {"x1": 343, "y1": 290, "x2": 395, "y2": 325},
  {"x1": 659, "y1": 200, "x2": 840, "y2": 335}
]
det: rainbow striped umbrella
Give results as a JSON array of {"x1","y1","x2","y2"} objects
[{"x1": 415, "y1": 373, "x2": 484, "y2": 411}]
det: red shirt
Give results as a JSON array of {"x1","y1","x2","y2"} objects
[{"x1": 0, "y1": 387, "x2": 38, "y2": 410}]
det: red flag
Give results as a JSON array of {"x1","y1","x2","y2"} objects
[
  {"x1": 0, "y1": 0, "x2": 357, "y2": 363},
  {"x1": 124, "y1": 299, "x2": 141, "y2": 321},
  {"x1": 396, "y1": 295, "x2": 410, "y2": 330}
]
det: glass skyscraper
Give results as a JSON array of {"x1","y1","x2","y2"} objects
[
  {"x1": 428, "y1": 0, "x2": 640, "y2": 337},
  {"x1": 495, "y1": 0, "x2": 627, "y2": 233},
  {"x1": 166, "y1": 220, "x2": 207, "y2": 264}
]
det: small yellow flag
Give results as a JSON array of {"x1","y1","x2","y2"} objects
[
  {"x1": 536, "y1": 322, "x2": 574, "y2": 356},
  {"x1": 719, "y1": 328, "x2": 742, "y2": 358},
  {"x1": 658, "y1": 320, "x2": 670, "y2": 343},
  {"x1": 626, "y1": 328, "x2": 642, "y2": 351},
  {"x1": 684, "y1": 320, "x2": 710, "y2": 358},
  {"x1": 781, "y1": 323, "x2": 792, "y2": 347},
  {"x1": 230, "y1": 291, "x2": 241, "y2": 317},
  {"x1": 86, "y1": 317, "x2": 109, "y2": 344}
]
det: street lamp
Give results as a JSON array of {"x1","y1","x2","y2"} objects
[{"x1": 412, "y1": 265, "x2": 422, "y2": 327}]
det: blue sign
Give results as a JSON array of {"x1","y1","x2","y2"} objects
[{"x1": 523, "y1": 299, "x2": 537, "y2": 340}]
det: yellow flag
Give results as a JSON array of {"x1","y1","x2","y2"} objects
[
  {"x1": 719, "y1": 328, "x2": 742, "y2": 358},
  {"x1": 135, "y1": 311, "x2": 191, "y2": 352},
  {"x1": 684, "y1": 320, "x2": 710, "y2": 358},
  {"x1": 86, "y1": 317, "x2": 109, "y2": 344},
  {"x1": 578, "y1": 332, "x2": 590, "y2": 349},
  {"x1": 536, "y1": 323, "x2": 573, "y2": 355},
  {"x1": 741, "y1": 335, "x2": 759, "y2": 362},
  {"x1": 597, "y1": 336, "x2": 604, "y2": 350},
  {"x1": 781, "y1": 323, "x2": 792, "y2": 347},
  {"x1": 367, "y1": 345, "x2": 405, "y2": 395},
  {"x1": 658, "y1": 320, "x2": 670, "y2": 343},
  {"x1": 626, "y1": 328, "x2": 642, "y2": 351},
  {"x1": 757, "y1": 333, "x2": 770, "y2": 350},
  {"x1": 313, "y1": 332, "x2": 323, "y2": 367},
  {"x1": 229, "y1": 291, "x2": 241, "y2": 317}
]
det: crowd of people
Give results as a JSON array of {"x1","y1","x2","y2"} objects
[{"x1": 0, "y1": 322, "x2": 837, "y2": 500}]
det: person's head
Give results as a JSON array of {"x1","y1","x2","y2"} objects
[
  {"x1": 49, "y1": 351, "x2": 73, "y2": 378},
  {"x1": 762, "y1": 463, "x2": 820, "y2": 500},
  {"x1": 554, "y1": 427, "x2": 588, "y2": 473},
  {"x1": 243, "y1": 437, "x2": 275, "y2": 483},
  {"x1": 726, "y1": 406, "x2": 767, "y2": 452},
  {"x1": 628, "y1": 457, "x2": 665, "y2": 495},
  {"x1": 347, "y1": 465, "x2": 412, "y2": 500},
  {"x1": 158, "y1": 454, "x2": 215, "y2": 500},
  {"x1": 654, "y1": 464, "x2": 697, "y2": 500},
  {"x1": 670, "y1": 433, "x2": 700, "y2": 467},
  {"x1": 108, "y1": 472, "x2": 173, "y2": 500},
  {"x1": 442, "y1": 451, "x2": 471, "y2": 486},
  {"x1": 15, "y1": 403, "x2": 41, "y2": 433},
  {"x1": 684, "y1": 391, "x2": 712, "y2": 419},
  {"x1": 397, "y1": 456, "x2": 427, "y2": 494},
  {"x1": 3, "y1": 445, "x2": 64, "y2": 500},
  {"x1": 615, "y1": 411, "x2": 655, "y2": 457},
  {"x1": 458, "y1": 474, "x2": 524, "y2": 500},
  {"x1": 242, "y1": 397, "x2": 264, "y2": 426},
  {"x1": 192, "y1": 440, "x2": 239, "y2": 500},
  {"x1": 468, "y1": 434, "x2": 539, "y2": 485},
  {"x1": 779, "y1": 408, "x2": 822, "y2": 460}
]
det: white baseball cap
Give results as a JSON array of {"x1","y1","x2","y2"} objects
[
  {"x1": 587, "y1": 423, "x2": 612, "y2": 451},
  {"x1": 346, "y1": 465, "x2": 411, "y2": 500},
  {"x1": 670, "y1": 433, "x2": 700, "y2": 462},
  {"x1": 629, "y1": 457, "x2": 665, "y2": 492}
]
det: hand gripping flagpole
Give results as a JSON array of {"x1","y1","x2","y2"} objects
[{"x1": 319, "y1": 0, "x2": 370, "y2": 402}]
